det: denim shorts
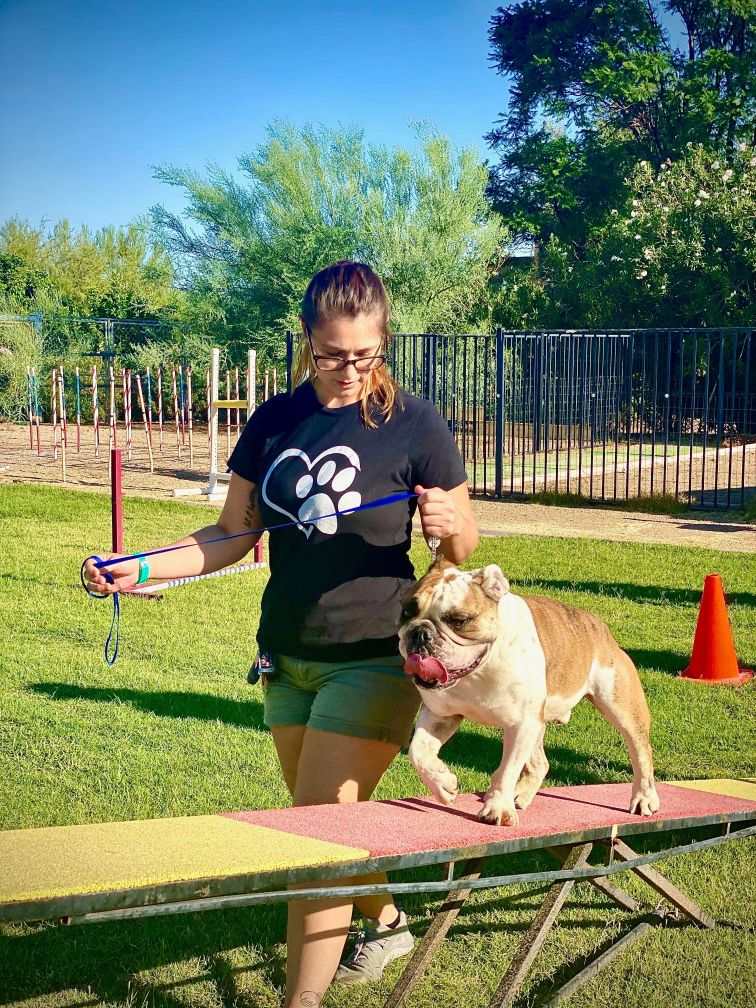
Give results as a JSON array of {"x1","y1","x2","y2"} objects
[{"x1": 263, "y1": 653, "x2": 422, "y2": 747}]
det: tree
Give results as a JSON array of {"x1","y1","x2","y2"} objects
[
  {"x1": 486, "y1": 0, "x2": 756, "y2": 248},
  {"x1": 579, "y1": 143, "x2": 756, "y2": 325},
  {"x1": 0, "y1": 218, "x2": 178, "y2": 323},
  {"x1": 498, "y1": 143, "x2": 756, "y2": 327},
  {"x1": 150, "y1": 121, "x2": 509, "y2": 364}
]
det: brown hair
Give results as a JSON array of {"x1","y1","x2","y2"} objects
[{"x1": 292, "y1": 260, "x2": 401, "y2": 427}]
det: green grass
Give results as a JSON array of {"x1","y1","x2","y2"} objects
[{"x1": 0, "y1": 483, "x2": 754, "y2": 1008}]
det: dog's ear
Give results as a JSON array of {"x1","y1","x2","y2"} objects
[{"x1": 470, "y1": 564, "x2": 509, "y2": 601}]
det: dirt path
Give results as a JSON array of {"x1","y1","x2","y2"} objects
[{"x1": 1, "y1": 423, "x2": 753, "y2": 552}]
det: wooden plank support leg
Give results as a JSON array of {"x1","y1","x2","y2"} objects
[
  {"x1": 543, "y1": 912, "x2": 664, "y2": 1006},
  {"x1": 602, "y1": 837, "x2": 715, "y2": 928},
  {"x1": 383, "y1": 857, "x2": 485, "y2": 1008},
  {"x1": 487, "y1": 842, "x2": 594, "y2": 1008},
  {"x1": 546, "y1": 845, "x2": 640, "y2": 913}
]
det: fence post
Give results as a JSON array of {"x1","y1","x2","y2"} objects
[
  {"x1": 285, "y1": 331, "x2": 294, "y2": 393},
  {"x1": 533, "y1": 333, "x2": 543, "y2": 454},
  {"x1": 421, "y1": 335, "x2": 431, "y2": 403},
  {"x1": 494, "y1": 328, "x2": 505, "y2": 497},
  {"x1": 207, "y1": 349, "x2": 220, "y2": 496},
  {"x1": 247, "y1": 348, "x2": 257, "y2": 418}
]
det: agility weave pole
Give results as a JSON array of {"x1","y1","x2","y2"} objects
[{"x1": 2, "y1": 780, "x2": 754, "y2": 1007}]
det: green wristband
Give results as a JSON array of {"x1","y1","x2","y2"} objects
[{"x1": 135, "y1": 556, "x2": 150, "y2": 586}]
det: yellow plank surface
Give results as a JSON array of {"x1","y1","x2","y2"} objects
[
  {"x1": 0, "y1": 815, "x2": 368, "y2": 905},
  {"x1": 670, "y1": 778, "x2": 756, "y2": 801}
]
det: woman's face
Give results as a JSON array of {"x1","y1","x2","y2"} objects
[{"x1": 304, "y1": 314, "x2": 385, "y2": 408}]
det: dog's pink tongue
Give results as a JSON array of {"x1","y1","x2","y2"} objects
[{"x1": 404, "y1": 653, "x2": 449, "y2": 684}]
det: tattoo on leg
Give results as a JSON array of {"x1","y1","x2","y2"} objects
[
  {"x1": 243, "y1": 487, "x2": 258, "y2": 529},
  {"x1": 298, "y1": 993, "x2": 322, "y2": 1007}
]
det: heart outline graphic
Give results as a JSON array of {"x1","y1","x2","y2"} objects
[{"x1": 261, "y1": 445, "x2": 362, "y2": 537}]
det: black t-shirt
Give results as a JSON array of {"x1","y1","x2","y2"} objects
[{"x1": 227, "y1": 381, "x2": 468, "y2": 660}]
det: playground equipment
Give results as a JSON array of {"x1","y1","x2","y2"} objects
[{"x1": 1, "y1": 779, "x2": 754, "y2": 1007}]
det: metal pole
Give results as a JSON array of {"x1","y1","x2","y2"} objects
[{"x1": 494, "y1": 328, "x2": 505, "y2": 497}]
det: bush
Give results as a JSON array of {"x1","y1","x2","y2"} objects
[{"x1": 0, "y1": 318, "x2": 44, "y2": 422}]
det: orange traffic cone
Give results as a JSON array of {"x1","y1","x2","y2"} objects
[{"x1": 680, "y1": 574, "x2": 753, "y2": 686}]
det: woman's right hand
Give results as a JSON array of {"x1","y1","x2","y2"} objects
[{"x1": 83, "y1": 553, "x2": 140, "y2": 595}]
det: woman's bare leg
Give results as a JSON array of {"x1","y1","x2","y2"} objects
[
  {"x1": 270, "y1": 725, "x2": 400, "y2": 919},
  {"x1": 272, "y1": 727, "x2": 402, "y2": 1007}
]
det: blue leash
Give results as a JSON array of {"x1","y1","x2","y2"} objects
[
  {"x1": 79, "y1": 560, "x2": 120, "y2": 665},
  {"x1": 82, "y1": 491, "x2": 416, "y2": 665}
]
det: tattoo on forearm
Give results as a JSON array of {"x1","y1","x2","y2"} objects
[
  {"x1": 298, "y1": 993, "x2": 322, "y2": 1007},
  {"x1": 243, "y1": 487, "x2": 258, "y2": 529}
]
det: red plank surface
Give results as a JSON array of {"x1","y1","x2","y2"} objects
[{"x1": 223, "y1": 783, "x2": 756, "y2": 859}]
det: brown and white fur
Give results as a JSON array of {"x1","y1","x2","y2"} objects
[{"x1": 398, "y1": 559, "x2": 659, "y2": 826}]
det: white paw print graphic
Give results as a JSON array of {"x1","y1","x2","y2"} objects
[{"x1": 295, "y1": 457, "x2": 361, "y2": 535}]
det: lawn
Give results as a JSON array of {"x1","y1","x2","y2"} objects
[{"x1": 0, "y1": 482, "x2": 754, "y2": 1008}]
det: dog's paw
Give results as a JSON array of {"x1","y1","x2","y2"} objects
[
  {"x1": 629, "y1": 787, "x2": 660, "y2": 816},
  {"x1": 478, "y1": 794, "x2": 519, "y2": 827},
  {"x1": 419, "y1": 765, "x2": 459, "y2": 806},
  {"x1": 513, "y1": 784, "x2": 539, "y2": 810}
]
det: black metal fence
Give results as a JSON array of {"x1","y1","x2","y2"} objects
[{"x1": 386, "y1": 328, "x2": 754, "y2": 510}]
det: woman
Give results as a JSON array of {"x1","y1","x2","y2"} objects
[{"x1": 85, "y1": 261, "x2": 478, "y2": 1007}]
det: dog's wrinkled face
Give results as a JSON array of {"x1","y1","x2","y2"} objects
[{"x1": 399, "y1": 559, "x2": 509, "y2": 689}]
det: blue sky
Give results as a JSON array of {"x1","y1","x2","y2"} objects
[{"x1": 0, "y1": 0, "x2": 508, "y2": 232}]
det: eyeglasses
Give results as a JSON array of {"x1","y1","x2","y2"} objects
[{"x1": 306, "y1": 327, "x2": 386, "y2": 373}]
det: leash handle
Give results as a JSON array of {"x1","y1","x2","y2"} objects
[{"x1": 80, "y1": 556, "x2": 119, "y2": 666}]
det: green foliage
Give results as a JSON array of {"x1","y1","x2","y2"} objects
[
  {"x1": 0, "y1": 317, "x2": 44, "y2": 421},
  {"x1": 151, "y1": 121, "x2": 509, "y2": 363},
  {"x1": 0, "y1": 218, "x2": 180, "y2": 337},
  {"x1": 580, "y1": 144, "x2": 756, "y2": 325},
  {"x1": 520, "y1": 144, "x2": 756, "y2": 327},
  {"x1": 0, "y1": 219, "x2": 187, "y2": 390},
  {"x1": 487, "y1": 0, "x2": 756, "y2": 248}
]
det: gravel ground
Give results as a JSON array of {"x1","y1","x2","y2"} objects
[{"x1": 1, "y1": 422, "x2": 753, "y2": 553}]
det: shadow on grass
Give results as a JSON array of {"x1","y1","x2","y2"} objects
[
  {"x1": 446, "y1": 730, "x2": 636, "y2": 785},
  {"x1": 29, "y1": 682, "x2": 266, "y2": 730},
  {"x1": 626, "y1": 647, "x2": 689, "y2": 676},
  {"x1": 514, "y1": 578, "x2": 756, "y2": 608},
  {"x1": 0, "y1": 902, "x2": 287, "y2": 1007}
]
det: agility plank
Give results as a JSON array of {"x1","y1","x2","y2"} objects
[
  {"x1": 0, "y1": 815, "x2": 368, "y2": 922},
  {"x1": 1, "y1": 781, "x2": 754, "y2": 925},
  {"x1": 668, "y1": 778, "x2": 756, "y2": 800},
  {"x1": 225, "y1": 781, "x2": 756, "y2": 859}
]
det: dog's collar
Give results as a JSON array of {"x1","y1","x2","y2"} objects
[{"x1": 415, "y1": 645, "x2": 491, "y2": 690}]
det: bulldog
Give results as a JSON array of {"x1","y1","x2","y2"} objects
[{"x1": 399, "y1": 559, "x2": 659, "y2": 826}]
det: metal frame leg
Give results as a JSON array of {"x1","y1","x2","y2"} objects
[
  {"x1": 383, "y1": 858, "x2": 485, "y2": 1008},
  {"x1": 543, "y1": 912, "x2": 665, "y2": 1006},
  {"x1": 603, "y1": 837, "x2": 715, "y2": 928},
  {"x1": 547, "y1": 845, "x2": 640, "y2": 913},
  {"x1": 488, "y1": 842, "x2": 594, "y2": 1008},
  {"x1": 543, "y1": 838, "x2": 716, "y2": 1005},
  {"x1": 382, "y1": 834, "x2": 717, "y2": 1008}
]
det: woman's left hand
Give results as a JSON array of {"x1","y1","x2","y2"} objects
[{"x1": 414, "y1": 485, "x2": 459, "y2": 542}]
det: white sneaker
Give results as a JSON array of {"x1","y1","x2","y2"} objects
[{"x1": 333, "y1": 909, "x2": 414, "y2": 985}]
